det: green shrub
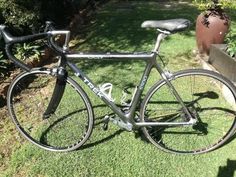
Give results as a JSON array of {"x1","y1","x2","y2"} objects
[
  {"x1": 14, "y1": 42, "x2": 41, "y2": 62},
  {"x1": 226, "y1": 31, "x2": 236, "y2": 58},
  {"x1": 193, "y1": 0, "x2": 236, "y2": 10},
  {"x1": 0, "y1": 0, "x2": 79, "y2": 34},
  {"x1": 0, "y1": 39, "x2": 11, "y2": 76},
  {"x1": 0, "y1": 51, "x2": 7, "y2": 68},
  {"x1": 0, "y1": 0, "x2": 108, "y2": 34},
  {"x1": 0, "y1": 51, "x2": 10, "y2": 77},
  {"x1": 0, "y1": 0, "x2": 40, "y2": 34}
]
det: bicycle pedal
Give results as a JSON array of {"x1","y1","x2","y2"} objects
[{"x1": 102, "y1": 115, "x2": 110, "y2": 131}]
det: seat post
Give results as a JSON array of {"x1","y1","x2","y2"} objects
[{"x1": 153, "y1": 29, "x2": 170, "y2": 53}]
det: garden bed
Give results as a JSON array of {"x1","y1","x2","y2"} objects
[
  {"x1": 199, "y1": 44, "x2": 236, "y2": 108},
  {"x1": 208, "y1": 44, "x2": 236, "y2": 83},
  {"x1": 0, "y1": 69, "x2": 21, "y2": 108}
]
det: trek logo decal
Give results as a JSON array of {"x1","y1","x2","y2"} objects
[{"x1": 83, "y1": 77, "x2": 103, "y2": 98}]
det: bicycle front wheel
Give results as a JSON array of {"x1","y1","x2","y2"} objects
[
  {"x1": 140, "y1": 69, "x2": 236, "y2": 154},
  {"x1": 7, "y1": 69, "x2": 94, "y2": 152}
]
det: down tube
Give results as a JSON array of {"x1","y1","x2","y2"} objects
[{"x1": 67, "y1": 61, "x2": 129, "y2": 121}]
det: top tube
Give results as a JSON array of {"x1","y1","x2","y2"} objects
[{"x1": 66, "y1": 52, "x2": 155, "y2": 61}]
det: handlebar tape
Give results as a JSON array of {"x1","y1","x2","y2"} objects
[
  {"x1": 0, "y1": 25, "x2": 49, "y2": 71},
  {"x1": 0, "y1": 25, "x2": 48, "y2": 44}
]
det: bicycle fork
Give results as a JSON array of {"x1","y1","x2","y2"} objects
[{"x1": 43, "y1": 67, "x2": 67, "y2": 119}]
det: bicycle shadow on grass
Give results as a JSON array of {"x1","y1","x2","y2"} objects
[
  {"x1": 135, "y1": 91, "x2": 236, "y2": 146},
  {"x1": 80, "y1": 129, "x2": 124, "y2": 150},
  {"x1": 71, "y1": 1, "x2": 200, "y2": 75},
  {"x1": 39, "y1": 103, "x2": 126, "y2": 149},
  {"x1": 39, "y1": 90, "x2": 236, "y2": 150},
  {"x1": 217, "y1": 159, "x2": 236, "y2": 177},
  {"x1": 80, "y1": 109, "x2": 125, "y2": 150}
]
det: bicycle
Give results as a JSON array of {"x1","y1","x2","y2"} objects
[{"x1": 1, "y1": 19, "x2": 236, "y2": 155}]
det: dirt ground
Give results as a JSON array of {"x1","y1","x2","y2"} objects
[{"x1": 0, "y1": 68, "x2": 21, "y2": 108}]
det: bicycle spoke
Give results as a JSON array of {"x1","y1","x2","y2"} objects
[
  {"x1": 8, "y1": 70, "x2": 93, "y2": 152},
  {"x1": 141, "y1": 70, "x2": 236, "y2": 154}
]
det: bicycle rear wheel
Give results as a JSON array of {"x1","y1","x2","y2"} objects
[
  {"x1": 140, "y1": 69, "x2": 236, "y2": 154},
  {"x1": 7, "y1": 69, "x2": 94, "y2": 152}
]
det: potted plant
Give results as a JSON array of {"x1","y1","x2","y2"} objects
[
  {"x1": 195, "y1": 0, "x2": 231, "y2": 55},
  {"x1": 226, "y1": 33, "x2": 236, "y2": 58}
]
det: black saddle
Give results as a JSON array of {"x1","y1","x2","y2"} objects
[{"x1": 141, "y1": 18, "x2": 191, "y2": 33}]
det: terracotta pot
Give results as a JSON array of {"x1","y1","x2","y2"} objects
[{"x1": 196, "y1": 9, "x2": 230, "y2": 55}]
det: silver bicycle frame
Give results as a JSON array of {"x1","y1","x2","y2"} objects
[
  {"x1": 44, "y1": 29, "x2": 195, "y2": 128},
  {"x1": 65, "y1": 51, "x2": 195, "y2": 128}
]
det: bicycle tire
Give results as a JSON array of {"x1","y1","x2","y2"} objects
[
  {"x1": 140, "y1": 69, "x2": 236, "y2": 154},
  {"x1": 7, "y1": 68, "x2": 94, "y2": 152}
]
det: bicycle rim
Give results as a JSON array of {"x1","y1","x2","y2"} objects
[
  {"x1": 140, "y1": 69, "x2": 236, "y2": 154},
  {"x1": 7, "y1": 69, "x2": 94, "y2": 152}
]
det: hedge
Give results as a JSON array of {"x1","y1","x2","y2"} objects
[{"x1": 0, "y1": 0, "x2": 100, "y2": 34}]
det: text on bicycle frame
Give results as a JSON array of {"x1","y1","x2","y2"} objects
[{"x1": 83, "y1": 77, "x2": 104, "y2": 98}]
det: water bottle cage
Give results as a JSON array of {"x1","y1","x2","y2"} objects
[
  {"x1": 121, "y1": 86, "x2": 138, "y2": 107},
  {"x1": 99, "y1": 83, "x2": 115, "y2": 102},
  {"x1": 99, "y1": 83, "x2": 138, "y2": 107}
]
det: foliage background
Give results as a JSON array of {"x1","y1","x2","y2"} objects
[
  {"x1": 0, "y1": 1, "x2": 236, "y2": 177},
  {"x1": 0, "y1": 0, "x2": 98, "y2": 75},
  {"x1": 0, "y1": 0, "x2": 83, "y2": 34}
]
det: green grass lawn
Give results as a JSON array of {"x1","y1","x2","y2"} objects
[{"x1": 1, "y1": 1, "x2": 236, "y2": 177}]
